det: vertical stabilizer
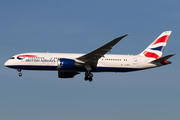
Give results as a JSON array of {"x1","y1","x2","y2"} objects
[{"x1": 139, "y1": 31, "x2": 172, "y2": 59}]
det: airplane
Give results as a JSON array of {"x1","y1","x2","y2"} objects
[{"x1": 4, "y1": 31, "x2": 175, "y2": 82}]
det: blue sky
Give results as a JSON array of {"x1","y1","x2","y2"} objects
[{"x1": 0, "y1": 0, "x2": 180, "y2": 120}]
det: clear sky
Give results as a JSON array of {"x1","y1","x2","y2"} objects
[{"x1": 0, "y1": 0, "x2": 180, "y2": 120}]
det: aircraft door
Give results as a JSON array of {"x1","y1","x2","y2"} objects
[{"x1": 132, "y1": 57, "x2": 138, "y2": 68}]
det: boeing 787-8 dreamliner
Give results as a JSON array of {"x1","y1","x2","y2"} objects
[{"x1": 5, "y1": 31, "x2": 175, "y2": 82}]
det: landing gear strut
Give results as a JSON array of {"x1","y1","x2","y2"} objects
[
  {"x1": 84, "y1": 71, "x2": 93, "y2": 82},
  {"x1": 17, "y1": 69, "x2": 22, "y2": 77}
]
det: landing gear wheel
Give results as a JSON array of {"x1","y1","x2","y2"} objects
[
  {"x1": 84, "y1": 72, "x2": 93, "y2": 82},
  {"x1": 84, "y1": 76, "x2": 89, "y2": 81},
  {"x1": 89, "y1": 77, "x2": 93, "y2": 82},
  {"x1": 19, "y1": 73, "x2": 22, "y2": 77},
  {"x1": 17, "y1": 69, "x2": 22, "y2": 77}
]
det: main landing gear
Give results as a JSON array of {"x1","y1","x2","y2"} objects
[
  {"x1": 84, "y1": 71, "x2": 93, "y2": 82},
  {"x1": 17, "y1": 69, "x2": 22, "y2": 77}
]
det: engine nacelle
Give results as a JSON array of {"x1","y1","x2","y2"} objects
[
  {"x1": 57, "y1": 58, "x2": 75, "y2": 69},
  {"x1": 58, "y1": 71, "x2": 78, "y2": 78}
]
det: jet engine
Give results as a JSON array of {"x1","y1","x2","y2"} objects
[
  {"x1": 57, "y1": 58, "x2": 81, "y2": 78},
  {"x1": 57, "y1": 58, "x2": 76, "y2": 69}
]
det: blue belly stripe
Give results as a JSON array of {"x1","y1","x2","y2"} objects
[
  {"x1": 6, "y1": 65, "x2": 58, "y2": 70},
  {"x1": 96, "y1": 67, "x2": 138, "y2": 72},
  {"x1": 6, "y1": 65, "x2": 139, "y2": 72}
]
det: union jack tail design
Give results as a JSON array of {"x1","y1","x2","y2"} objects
[{"x1": 139, "y1": 31, "x2": 172, "y2": 59}]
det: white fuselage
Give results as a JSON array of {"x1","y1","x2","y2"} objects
[{"x1": 5, "y1": 52, "x2": 159, "y2": 72}]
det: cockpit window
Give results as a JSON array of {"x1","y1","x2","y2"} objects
[{"x1": 10, "y1": 57, "x2": 15, "y2": 59}]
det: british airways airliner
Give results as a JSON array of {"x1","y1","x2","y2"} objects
[{"x1": 4, "y1": 31, "x2": 175, "y2": 82}]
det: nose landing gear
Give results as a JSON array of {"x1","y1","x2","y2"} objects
[
  {"x1": 19, "y1": 73, "x2": 22, "y2": 77},
  {"x1": 17, "y1": 69, "x2": 22, "y2": 77}
]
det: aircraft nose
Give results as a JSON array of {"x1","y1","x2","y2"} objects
[{"x1": 4, "y1": 60, "x2": 9, "y2": 67}]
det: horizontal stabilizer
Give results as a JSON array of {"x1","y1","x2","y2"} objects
[{"x1": 150, "y1": 54, "x2": 175, "y2": 64}]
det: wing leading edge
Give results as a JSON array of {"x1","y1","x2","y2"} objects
[{"x1": 76, "y1": 34, "x2": 129, "y2": 68}]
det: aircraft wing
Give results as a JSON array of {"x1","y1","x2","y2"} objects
[{"x1": 76, "y1": 34, "x2": 129, "y2": 68}]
